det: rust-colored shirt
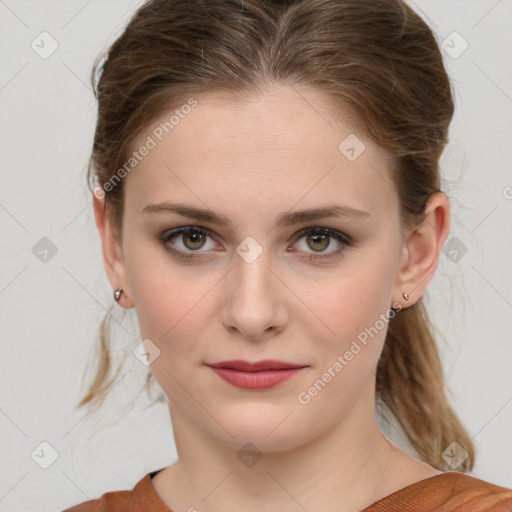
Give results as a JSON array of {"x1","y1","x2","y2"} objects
[{"x1": 64, "y1": 470, "x2": 512, "y2": 511}]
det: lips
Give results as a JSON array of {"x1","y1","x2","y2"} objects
[
  {"x1": 206, "y1": 359, "x2": 307, "y2": 372},
  {"x1": 206, "y1": 360, "x2": 308, "y2": 390}
]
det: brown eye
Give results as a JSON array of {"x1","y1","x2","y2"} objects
[
  {"x1": 182, "y1": 230, "x2": 208, "y2": 250},
  {"x1": 160, "y1": 226, "x2": 216, "y2": 258},
  {"x1": 292, "y1": 227, "x2": 351, "y2": 261},
  {"x1": 306, "y1": 233, "x2": 330, "y2": 252}
]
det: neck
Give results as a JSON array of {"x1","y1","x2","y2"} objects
[{"x1": 157, "y1": 382, "x2": 422, "y2": 512}]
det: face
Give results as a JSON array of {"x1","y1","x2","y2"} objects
[{"x1": 115, "y1": 85, "x2": 407, "y2": 452}]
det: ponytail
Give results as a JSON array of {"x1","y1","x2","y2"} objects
[{"x1": 377, "y1": 299, "x2": 475, "y2": 471}]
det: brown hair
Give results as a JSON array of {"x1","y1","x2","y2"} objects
[{"x1": 82, "y1": 0, "x2": 475, "y2": 471}]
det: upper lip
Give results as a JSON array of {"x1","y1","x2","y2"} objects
[{"x1": 206, "y1": 360, "x2": 308, "y2": 372}]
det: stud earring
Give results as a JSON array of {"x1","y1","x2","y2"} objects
[
  {"x1": 402, "y1": 292, "x2": 410, "y2": 301},
  {"x1": 114, "y1": 288, "x2": 124, "y2": 302}
]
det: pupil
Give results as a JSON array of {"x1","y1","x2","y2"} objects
[
  {"x1": 185, "y1": 231, "x2": 205, "y2": 249},
  {"x1": 309, "y1": 234, "x2": 329, "y2": 252}
]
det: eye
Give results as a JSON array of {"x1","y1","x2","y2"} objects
[
  {"x1": 158, "y1": 226, "x2": 351, "y2": 262},
  {"x1": 291, "y1": 227, "x2": 351, "y2": 261},
  {"x1": 159, "y1": 226, "x2": 217, "y2": 260}
]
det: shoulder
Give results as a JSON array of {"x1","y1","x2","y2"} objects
[
  {"x1": 63, "y1": 488, "x2": 132, "y2": 512},
  {"x1": 63, "y1": 471, "x2": 172, "y2": 512},
  {"x1": 365, "y1": 471, "x2": 512, "y2": 512},
  {"x1": 435, "y1": 472, "x2": 512, "y2": 511}
]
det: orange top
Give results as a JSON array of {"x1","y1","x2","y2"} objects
[{"x1": 64, "y1": 470, "x2": 512, "y2": 512}]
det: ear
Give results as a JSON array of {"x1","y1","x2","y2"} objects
[
  {"x1": 93, "y1": 193, "x2": 134, "y2": 308},
  {"x1": 392, "y1": 192, "x2": 450, "y2": 308}
]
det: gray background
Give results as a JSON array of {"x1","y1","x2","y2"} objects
[{"x1": 0, "y1": 1, "x2": 511, "y2": 511}]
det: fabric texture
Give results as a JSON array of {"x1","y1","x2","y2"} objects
[{"x1": 63, "y1": 470, "x2": 512, "y2": 512}]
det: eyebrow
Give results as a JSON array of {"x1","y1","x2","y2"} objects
[{"x1": 142, "y1": 202, "x2": 371, "y2": 227}]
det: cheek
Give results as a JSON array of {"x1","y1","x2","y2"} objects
[
  {"x1": 126, "y1": 240, "x2": 195, "y2": 327},
  {"x1": 298, "y1": 252, "x2": 397, "y2": 395},
  {"x1": 294, "y1": 270, "x2": 393, "y2": 420},
  {"x1": 125, "y1": 231, "x2": 398, "y2": 401},
  {"x1": 125, "y1": 244, "x2": 221, "y2": 368},
  {"x1": 305, "y1": 253, "x2": 396, "y2": 342},
  {"x1": 128, "y1": 261, "x2": 211, "y2": 395}
]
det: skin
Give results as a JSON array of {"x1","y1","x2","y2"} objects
[{"x1": 94, "y1": 84, "x2": 450, "y2": 512}]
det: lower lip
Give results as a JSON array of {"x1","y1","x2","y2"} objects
[{"x1": 208, "y1": 367, "x2": 306, "y2": 389}]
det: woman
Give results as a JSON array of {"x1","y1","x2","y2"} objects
[{"x1": 65, "y1": 0, "x2": 512, "y2": 510}]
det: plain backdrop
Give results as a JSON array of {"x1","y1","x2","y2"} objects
[{"x1": 0, "y1": 0, "x2": 511, "y2": 511}]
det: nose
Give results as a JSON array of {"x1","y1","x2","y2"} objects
[{"x1": 221, "y1": 249, "x2": 289, "y2": 342}]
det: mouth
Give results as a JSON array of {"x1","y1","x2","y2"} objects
[
  {"x1": 206, "y1": 359, "x2": 308, "y2": 372},
  {"x1": 205, "y1": 360, "x2": 308, "y2": 390}
]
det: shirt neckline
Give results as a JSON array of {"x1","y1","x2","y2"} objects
[{"x1": 144, "y1": 469, "x2": 452, "y2": 511}]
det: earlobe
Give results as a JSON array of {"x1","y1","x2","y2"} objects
[
  {"x1": 392, "y1": 192, "x2": 451, "y2": 308},
  {"x1": 93, "y1": 194, "x2": 134, "y2": 308}
]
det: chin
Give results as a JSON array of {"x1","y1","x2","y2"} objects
[
  {"x1": 209, "y1": 406, "x2": 309, "y2": 453},
  {"x1": 220, "y1": 429, "x2": 304, "y2": 455}
]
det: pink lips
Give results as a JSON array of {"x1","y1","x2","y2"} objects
[{"x1": 206, "y1": 360, "x2": 308, "y2": 390}]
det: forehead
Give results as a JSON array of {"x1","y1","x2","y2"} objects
[{"x1": 124, "y1": 84, "x2": 398, "y2": 220}]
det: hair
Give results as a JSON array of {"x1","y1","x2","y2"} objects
[{"x1": 81, "y1": 0, "x2": 475, "y2": 471}]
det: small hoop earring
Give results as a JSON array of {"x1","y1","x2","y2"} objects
[
  {"x1": 114, "y1": 288, "x2": 124, "y2": 302},
  {"x1": 402, "y1": 292, "x2": 410, "y2": 301}
]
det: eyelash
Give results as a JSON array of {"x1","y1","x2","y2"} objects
[{"x1": 158, "y1": 226, "x2": 352, "y2": 262}]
